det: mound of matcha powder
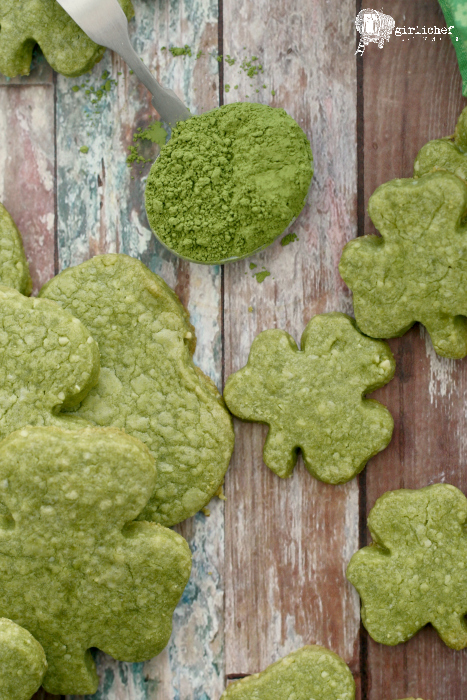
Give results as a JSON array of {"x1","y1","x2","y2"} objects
[{"x1": 145, "y1": 102, "x2": 313, "y2": 263}]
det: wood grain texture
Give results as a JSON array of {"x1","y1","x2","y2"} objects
[
  {"x1": 222, "y1": 0, "x2": 361, "y2": 687},
  {"x1": 52, "y1": 2, "x2": 223, "y2": 699},
  {"x1": 0, "y1": 85, "x2": 55, "y2": 293},
  {"x1": 361, "y1": 1, "x2": 467, "y2": 698}
]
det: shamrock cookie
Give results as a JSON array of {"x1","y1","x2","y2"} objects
[
  {"x1": 40, "y1": 254, "x2": 234, "y2": 526},
  {"x1": 347, "y1": 483, "x2": 467, "y2": 650},
  {"x1": 414, "y1": 106, "x2": 467, "y2": 180},
  {"x1": 223, "y1": 313, "x2": 394, "y2": 484},
  {"x1": 0, "y1": 0, "x2": 134, "y2": 77},
  {"x1": 0, "y1": 286, "x2": 99, "y2": 441},
  {"x1": 220, "y1": 646, "x2": 355, "y2": 700},
  {"x1": 0, "y1": 619, "x2": 47, "y2": 700},
  {"x1": 0, "y1": 204, "x2": 31, "y2": 294},
  {"x1": 0, "y1": 426, "x2": 192, "y2": 695},
  {"x1": 339, "y1": 171, "x2": 467, "y2": 358}
]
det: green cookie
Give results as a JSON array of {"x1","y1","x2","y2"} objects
[
  {"x1": 414, "y1": 107, "x2": 467, "y2": 180},
  {"x1": 220, "y1": 646, "x2": 355, "y2": 700},
  {"x1": 347, "y1": 483, "x2": 467, "y2": 650},
  {"x1": 0, "y1": 426, "x2": 192, "y2": 695},
  {"x1": 0, "y1": 285, "x2": 99, "y2": 441},
  {"x1": 40, "y1": 254, "x2": 234, "y2": 526},
  {"x1": 0, "y1": 618, "x2": 47, "y2": 700},
  {"x1": 0, "y1": 204, "x2": 31, "y2": 295},
  {"x1": 223, "y1": 313, "x2": 394, "y2": 484},
  {"x1": 339, "y1": 171, "x2": 467, "y2": 358},
  {"x1": 0, "y1": 0, "x2": 134, "y2": 77}
]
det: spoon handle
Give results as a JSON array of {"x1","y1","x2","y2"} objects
[{"x1": 55, "y1": 0, "x2": 191, "y2": 126}]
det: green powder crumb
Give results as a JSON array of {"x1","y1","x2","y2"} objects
[
  {"x1": 254, "y1": 270, "x2": 271, "y2": 283},
  {"x1": 281, "y1": 232, "x2": 299, "y2": 246},
  {"x1": 129, "y1": 69, "x2": 134, "y2": 74},
  {"x1": 127, "y1": 121, "x2": 168, "y2": 168},
  {"x1": 271, "y1": 89, "x2": 276, "y2": 96},
  {"x1": 145, "y1": 102, "x2": 313, "y2": 263},
  {"x1": 161, "y1": 46, "x2": 166, "y2": 51},
  {"x1": 249, "y1": 263, "x2": 257, "y2": 269},
  {"x1": 226, "y1": 55, "x2": 236, "y2": 66},
  {"x1": 72, "y1": 85, "x2": 80, "y2": 92},
  {"x1": 248, "y1": 306, "x2": 253, "y2": 312},
  {"x1": 170, "y1": 45, "x2": 192, "y2": 57},
  {"x1": 196, "y1": 50, "x2": 203, "y2": 59},
  {"x1": 216, "y1": 54, "x2": 223, "y2": 63},
  {"x1": 234, "y1": 85, "x2": 238, "y2": 90},
  {"x1": 80, "y1": 146, "x2": 89, "y2": 154},
  {"x1": 225, "y1": 84, "x2": 230, "y2": 93}
]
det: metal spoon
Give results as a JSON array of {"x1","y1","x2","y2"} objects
[{"x1": 55, "y1": 0, "x2": 191, "y2": 126}]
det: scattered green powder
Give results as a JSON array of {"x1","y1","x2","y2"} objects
[
  {"x1": 127, "y1": 120, "x2": 168, "y2": 168},
  {"x1": 249, "y1": 263, "x2": 257, "y2": 269},
  {"x1": 281, "y1": 232, "x2": 299, "y2": 246},
  {"x1": 216, "y1": 55, "x2": 223, "y2": 63},
  {"x1": 225, "y1": 84, "x2": 230, "y2": 93},
  {"x1": 145, "y1": 102, "x2": 313, "y2": 263},
  {"x1": 170, "y1": 45, "x2": 192, "y2": 57},
  {"x1": 196, "y1": 50, "x2": 203, "y2": 59},
  {"x1": 80, "y1": 146, "x2": 89, "y2": 154},
  {"x1": 226, "y1": 55, "x2": 236, "y2": 66},
  {"x1": 254, "y1": 270, "x2": 271, "y2": 283}
]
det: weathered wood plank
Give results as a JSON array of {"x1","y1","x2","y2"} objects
[
  {"x1": 0, "y1": 85, "x2": 55, "y2": 294},
  {"x1": 53, "y1": 2, "x2": 223, "y2": 699},
  {"x1": 222, "y1": 0, "x2": 361, "y2": 690},
  {"x1": 362, "y1": 1, "x2": 467, "y2": 698}
]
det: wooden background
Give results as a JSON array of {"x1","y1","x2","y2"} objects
[{"x1": 0, "y1": 0, "x2": 465, "y2": 697}]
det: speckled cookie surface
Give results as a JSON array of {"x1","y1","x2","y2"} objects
[
  {"x1": 223, "y1": 313, "x2": 394, "y2": 484},
  {"x1": 0, "y1": 285, "x2": 99, "y2": 441},
  {"x1": 339, "y1": 171, "x2": 467, "y2": 358},
  {"x1": 0, "y1": 426, "x2": 192, "y2": 695},
  {"x1": 0, "y1": 618, "x2": 47, "y2": 700},
  {"x1": 220, "y1": 646, "x2": 355, "y2": 700},
  {"x1": 414, "y1": 107, "x2": 467, "y2": 181},
  {"x1": 347, "y1": 483, "x2": 467, "y2": 650},
  {"x1": 0, "y1": 204, "x2": 31, "y2": 295},
  {"x1": 40, "y1": 254, "x2": 234, "y2": 526},
  {"x1": 0, "y1": 0, "x2": 134, "y2": 77}
]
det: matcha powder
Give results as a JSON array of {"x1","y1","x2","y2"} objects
[{"x1": 145, "y1": 102, "x2": 313, "y2": 263}]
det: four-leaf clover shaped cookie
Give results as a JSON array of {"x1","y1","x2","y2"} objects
[
  {"x1": 0, "y1": 426, "x2": 192, "y2": 695},
  {"x1": 0, "y1": 285, "x2": 100, "y2": 441},
  {"x1": 0, "y1": 0, "x2": 134, "y2": 77},
  {"x1": 0, "y1": 204, "x2": 31, "y2": 295},
  {"x1": 220, "y1": 646, "x2": 355, "y2": 700},
  {"x1": 339, "y1": 171, "x2": 467, "y2": 358},
  {"x1": 347, "y1": 483, "x2": 467, "y2": 650},
  {"x1": 414, "y1": 106, "x2": 467, "y2": 181},
  {"x1": 40, "y1": 253, "x2": 235, "y2": 527},
  {"x1": 224, "y1": 312, "x2": 395, "y2": 484},
  {"x1": 0, "y1": 618, "x2": 47, "y2": 700}
]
